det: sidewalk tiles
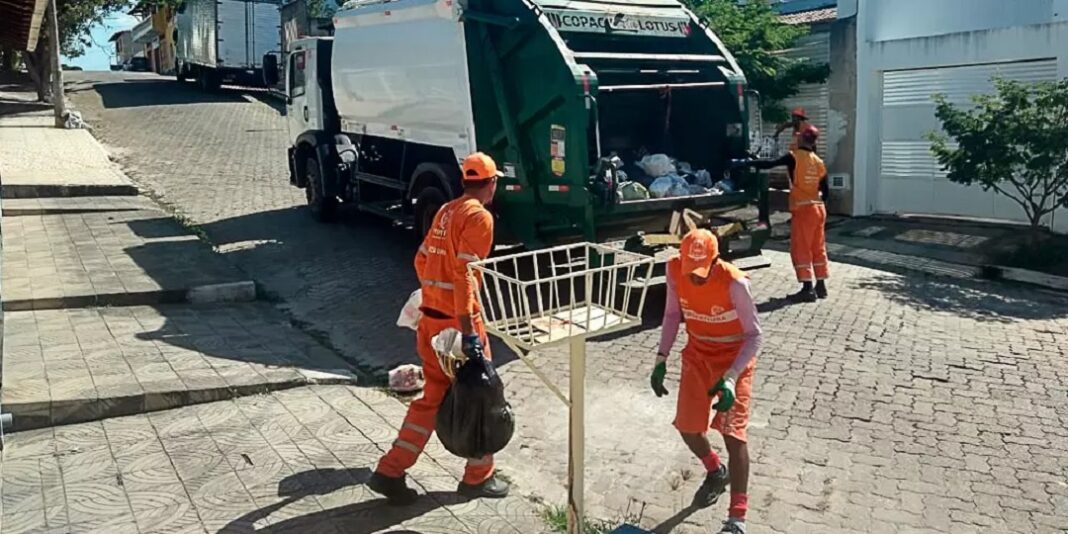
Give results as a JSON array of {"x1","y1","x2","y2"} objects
[
  {"x1": 0, "y1": 109, "x2": 136, "y2": 199},
  {"x1": 0, "y1": 385, "x2": 551, "y2": 534},
  {"x1": 1, "y1": 206, "x2": 254, "y2": 310},
  {"x1": 1, "y1": 303, "x2": 359, "y2": 430}
]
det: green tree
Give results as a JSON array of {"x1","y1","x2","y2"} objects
[
  {"x1": 686, "y1": 0, "x2": 830, "y2": 122},
  {"x1": 927, "y1": 78, "x2": 1068, "y2": 238},
  {"x1": 57, "y1": 0, "x2": 132, "y2": 59}
]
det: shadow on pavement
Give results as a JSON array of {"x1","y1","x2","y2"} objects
[
  {"x1": 184, "y1": 204, "x2": 526, "y2": 377},
  {"x1": 853, "y1": 273, "x2": 1068, "y2": 322},
  {"x1": 219, "y1": 466, "x2": 463, "y2": 534},
  {"x1": 75, "y1": 78, "x2": 254, "y2": 108}
]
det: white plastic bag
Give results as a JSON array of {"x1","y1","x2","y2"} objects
[
  {"x1": 388, "y1": 364, "x2": 425, "y2": 393},
  {"x1": 396, "y1": 289, "x2": 423, "y2": 331},
  {"x1": 637, "y1": 154, "x2": 676, "y2": 178}
]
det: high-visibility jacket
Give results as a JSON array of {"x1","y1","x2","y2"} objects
[
  {"x1": 667, "y1": 257, "x2": 747, "y2": 361},
  {"x1": 415, "y1": 196, "x2": 494, "y2": 318},
  {"x1": 788, "y1": 148, "x2": 826, "y2": 210}
]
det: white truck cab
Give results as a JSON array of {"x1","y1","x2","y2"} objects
[{"x1": 285, "y1": 38, "x2": 330, "y2": 143}]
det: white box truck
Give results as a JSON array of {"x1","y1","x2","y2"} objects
[{"x1": 175, "y1": 0, "x2": 283, "y2": 90}]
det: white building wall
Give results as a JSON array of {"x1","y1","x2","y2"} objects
[{"x1": 854, "y1": 2, "x2": 1068, "y2": 232}]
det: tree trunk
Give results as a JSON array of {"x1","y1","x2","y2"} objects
[{"x1": 46, "y1": 0, "x2": 65, "y2": 127}]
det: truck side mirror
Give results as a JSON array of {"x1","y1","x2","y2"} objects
[{"x1": 262, "y1": 53, "x2": 280, "y2": 86}]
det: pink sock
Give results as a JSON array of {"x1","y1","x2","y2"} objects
[
  {"x1": 700, "y1": 451, "x2": 721, "y2": 472},
  {"x1": 729, "y1": 492, "x2": 748, "y2": 520}
]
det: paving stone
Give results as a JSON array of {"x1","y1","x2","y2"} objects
[{"x1": 1, "y1": 303, "x2": 357, "y2": 430}]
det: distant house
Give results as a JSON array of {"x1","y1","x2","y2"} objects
[
  {"x1": 772, "y1": 0, "x2": 1068, "y2": 232},
  {"x1": 108, "y1": 30, "x2": 134, "y2": 68}
]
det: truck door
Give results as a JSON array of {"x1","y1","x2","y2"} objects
[{"x1": 286, "y1": 47, "x2": 321, "y2": 138}]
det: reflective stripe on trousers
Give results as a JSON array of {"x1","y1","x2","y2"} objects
[{"x1": 376, "y1": 314, "x2": 495, "y2": 485}]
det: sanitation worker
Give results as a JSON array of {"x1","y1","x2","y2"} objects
[
  {"x1": 651, "y1": 228, "x2": 763, "y2": 534},
  {"x1": 748, "y1": 125, "x2": 829, "y2": 302},
  {"x1": 368, "y1": 152, "x2": 510, "y2": 504},
  {"x1": 773, "y1": 107, "x2": 811, "y2": 151}
]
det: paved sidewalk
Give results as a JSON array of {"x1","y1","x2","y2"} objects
[
  {"x1": 1, "y1": 303, "x2": 357, "y2": 430},
  {"x1": 0, "y1": 94, "x2": 136, "y2": 198},
  {"x1": 2, "y1": 203, "x2": 254, "y2": 310},
  {"x1": 0, "y1": 385, "x2": 551, "y2": 534}
]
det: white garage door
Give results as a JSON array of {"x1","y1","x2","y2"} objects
[{"x1": 877, "y1": 59, "x2": 1058, "y2": 221}]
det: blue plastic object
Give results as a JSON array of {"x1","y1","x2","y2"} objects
[{"x1": 609, "y1": 526, "x2": 653, "y2": 534}]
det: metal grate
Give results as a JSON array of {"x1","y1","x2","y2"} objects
[{"x1": 470, "y1": 243, "x2": 655, "y2": 352}]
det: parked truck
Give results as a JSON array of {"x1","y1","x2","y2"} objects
[
  {"x1": 281, "y1": 0, "x2": 770, "y2": 262},
  {"x1": 175, "y1": 0, "x2": 283, "y2": 90}
]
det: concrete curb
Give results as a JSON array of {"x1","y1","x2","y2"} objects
[
  {"x1": 1, "y1": 183, "x2": 140, "y2": 199},
  {"x1": 771, "y1": 240, "x2": 1068, "y2": 294},
  {"x1": 3, "y1": 280, "x2": 258, "y2": 311},
  {"x1": 982, "y1": 265, "x2": 1068, "y2": 292},
  {"x1": 5, "y1": 368, "x2": 360, "y2": 431}
]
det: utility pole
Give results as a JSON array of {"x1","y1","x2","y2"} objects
[{"x1": 47, "y1": 0, "x2": 65, "y2": 128}]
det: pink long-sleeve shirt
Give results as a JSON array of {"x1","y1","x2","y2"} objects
[{"x1": 658, "y1": 269, "x2": 763, "y2": 379}]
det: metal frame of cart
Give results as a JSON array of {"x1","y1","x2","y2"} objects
[{"x1": 470, "y1": 242, "x2": 655, "y2": 534}]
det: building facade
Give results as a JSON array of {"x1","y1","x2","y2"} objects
[{"x1": 847, "y1": 0, "x2": 1068, "y2": 231}]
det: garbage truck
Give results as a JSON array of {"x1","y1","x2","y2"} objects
[
  {"x1": 175, "y1": 0, "x2": 283, "y2": 90},
  {"x1": 279, "y1": 0, "x2": 771, "y2": 263}
]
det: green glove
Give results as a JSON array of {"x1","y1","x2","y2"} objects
[
  {"x1": 710, "y1": 376, "x2": 736, "y2": 412},
  {"x1": 650, "y1": 358, "x2": 669, "y2": 398}
]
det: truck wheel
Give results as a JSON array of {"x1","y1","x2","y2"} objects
[
  {"x1": 305, "y1": 156, "x2": 338, "y2": 222},
  {"x1": 415, "y1": 186, "x2": 446, "y2": 238},
  {"x1": 198, "y1": 69, "x2": 218, "y2": 92}
]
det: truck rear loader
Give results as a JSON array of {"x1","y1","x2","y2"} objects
[
  {"x1": 282, "y1": 0, "x2": 771, "y2": 263},
  {"x1": 176, "y1": 0, "x2": 283, "y2": 90}
]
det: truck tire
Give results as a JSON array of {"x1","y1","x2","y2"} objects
[
  {"x1": 305, "y1": 156, "x2": 338, "y2": 222},
  {"x1": 198, "y1": 69, "x2": 219, "y2": 92},
  {"x1": 415, "y1": 185, "x2": 447, "y2": 238}
]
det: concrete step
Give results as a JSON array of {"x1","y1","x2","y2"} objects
[
  {"x1": 1, "y1": 195, "x2": 150, "y2": 216},
  {"x1": 1, "y1": 183, "x2": 139, "y2": 199},
  {"x1": 0, "y1": 303, "x2": 360, "y2": 431}
]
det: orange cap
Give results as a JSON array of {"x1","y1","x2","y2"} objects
[
  {"x1": 791, "y1": 107, "x2": 807, "y2": 119},
  {"x1": 680, "y1": 229, "x2": 719, "y2": 278},
  {"x1": 462, "y1": 152, "x2": 502, "y2": 182}
]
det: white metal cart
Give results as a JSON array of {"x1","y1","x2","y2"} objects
[{"x1": 469, "y1": 242, "x2": 656, "y2": 534}]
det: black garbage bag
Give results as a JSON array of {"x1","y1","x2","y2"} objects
[{"x1": 436, "y1": 356, "x2": 515, "y2": 459}]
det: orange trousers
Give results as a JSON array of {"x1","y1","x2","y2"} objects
[
  {"x1": 790, "y1": 203, "x2": 829, "y2": 282},
  {"x1": 376, "y1": 314, "x2": 494, "y2": 485}
]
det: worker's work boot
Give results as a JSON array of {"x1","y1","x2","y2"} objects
[
  {"x1": 788, "y1": 286, "x2": 817, "y2": 303},
  {"x1": 458, "y1": 475, "x2": 511, "y2": 499},
  {"x1": 694, "y1": 465, "x2": 729, "y2": 508},
  {"x1": 367, "y1": 472, "x2": 418, "y2": 506},
  {"x1": 720, "y1": 518, "x2": 747, "y2": 534},
  {"x1": 815, "y1": 280, "x2": 828, "y2": 300}
]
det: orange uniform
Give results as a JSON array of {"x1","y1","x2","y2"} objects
[
  {"x1": 377, "y1": 196, "x2": 496, "y2": 485},
  {"x1": 668, "y1": 257, "x2": 755, "y2": 442},
  {"x1": 789, "y1": 148, "x2": 829, "y2": 282}
]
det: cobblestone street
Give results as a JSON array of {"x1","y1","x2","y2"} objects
[{"x1": 65, "y1": 71, "x2": 1068, "y2": 533}]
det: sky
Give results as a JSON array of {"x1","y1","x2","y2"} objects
[{"x1": 62, "y1": 11, "x2": 140, "y2": 71}]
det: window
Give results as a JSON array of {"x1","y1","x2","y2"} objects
[{"x1": 289, "y1": 51, "x2": 306, "y2": 98}]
